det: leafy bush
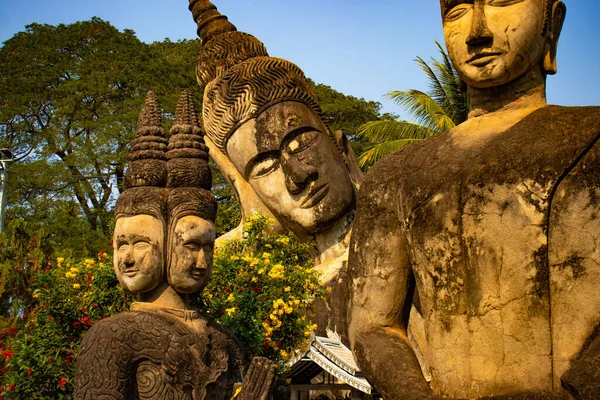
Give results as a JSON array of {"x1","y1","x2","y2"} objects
[
  {"x1": 0, "y1": 253, "x2": 131, "y2": 399},
  {"x1": 195, "y1": 214, "x2": 325, "y2": 364},
  {"x1": 0, "y1": 215, "x2": 323, "y2": 398}
]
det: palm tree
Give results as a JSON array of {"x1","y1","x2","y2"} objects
[{"x1": 357, "y1": 41, "x2": 467, "y2": 168}]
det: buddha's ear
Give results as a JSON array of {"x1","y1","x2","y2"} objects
[
  {"x1": 333, "y1": 130, "x2": 363, "y2": 190},
  {"x1": 543, "y1": 1, "x2": 566, "y2": 75}
]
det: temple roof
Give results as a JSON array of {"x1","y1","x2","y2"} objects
[{"x1": 286, "y1": 334, "x2": 372, "y2": 394}]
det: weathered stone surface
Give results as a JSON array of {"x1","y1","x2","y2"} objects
[
  {"x1": 348, "y1": 1, "x2": 600, "y2": 399},
  {"x1": 75, "y1": 310, "x2": 243, "y2": 399},
  {"x1": 191, "y1": 0, "x2": 361, "y2": 345},
  {"x1": 75, "y1": 90, "x2": 272, "y2": 399}
]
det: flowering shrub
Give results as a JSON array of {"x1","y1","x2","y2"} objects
[
  {"x1": 195, "y1": 214, "x2": 325, "y2": 364},
  {"x1": 0, "y1": 253, "x2": 132, "y2": 399},
  {"x1": 0, "y1": 214, "x2": 323, "y2": 397}
]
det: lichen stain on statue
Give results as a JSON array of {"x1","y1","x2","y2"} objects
[
  {"x1": 188, "y1": 0, "x2": 362, "y2": 345},
  {"x1": 349, "y1": 0, "x2": 600, "y2": 399},
  {"x1": 74, "y1": 90, "x2": 245, "y2": 399}
]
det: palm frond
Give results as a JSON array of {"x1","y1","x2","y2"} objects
[
  {"x1": 358, "y1": 139, "x2": 423, "y2": 168},
  {"x1": 357, "y1": 120, "x2": 437, "y2": 143},
  {"x1": 386, "y1": 90, "x2": 455, "y2": 132}
]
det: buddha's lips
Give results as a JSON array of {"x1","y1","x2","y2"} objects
[
  {"x1": 468, "y1": 52, "x2": 502, "y2": 65},
  {"x1": 300, "y1": 183, "x2": 329, "y2": 209}
]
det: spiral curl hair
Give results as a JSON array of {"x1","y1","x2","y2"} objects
[
  {"x1": 196, "y1": 31, "x2": 268, "y2": 91},
  {"x1": 202, "y1": 57, "x2": 324, "y2": 153}
]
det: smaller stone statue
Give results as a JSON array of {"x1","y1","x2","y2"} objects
[{"x1": 74, "y1": 90, "x2": 261, "y2": 399}]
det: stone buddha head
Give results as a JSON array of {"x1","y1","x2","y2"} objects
[
  {"x1": 113, "y1": 90, "x2": 168, "y2": 295},
  {"x1": 203, "y1": 58, "x2": 356, "y2": 236},
  {"x1": 188, "y1": 0, "x2": 359, "y2": 240},
  {"x1": 114, "y1": 188, "x2": 167, "y2": 294},
  {"x1": 441, "y1": 0, "x2": 566, "y2": 89},
  {"x1": 166, "y1": 90, "x2": 217, "y2": 295}
]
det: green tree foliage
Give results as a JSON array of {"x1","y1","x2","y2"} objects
[
  {"x1": 0, "y1": 216, "x2": 322, "y2": 398},
  {"x1": 357, "y1": 42, "x2": 468, "y2": 168}
]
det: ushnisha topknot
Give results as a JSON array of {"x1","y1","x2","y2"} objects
[
  {"x1": 189, "y1": 0, "x2": 268, "y2": 91},
  {"x1": 124, "y1": 90, "x2": 168, "y2": 188},
  {"x1": 202, "y1": 57, "x2": 324, "y2": 153},
  {"x1": 167, "y1": 90, "x2": 212, "y2": 190},
  {"x1": 189, "y1": 0, "x2": 236, "y2": 45}
]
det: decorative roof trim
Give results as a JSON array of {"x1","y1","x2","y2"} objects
[
  {"x1": 313, "y1": 336, "x2": 359, "y2": 376},
  {"x1": 308, "y1": 347, "x2": 372, "y2": 394}
]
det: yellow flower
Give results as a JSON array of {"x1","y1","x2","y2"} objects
[
  {"x1": 257, "y1": 268, "x2": 265, "y2": 275},
  {"x1": 56, "y1": 257, "x2": 65, "y2": 265},
  {"x1": 280, "y1": 350, "x2": 289, "y2": 360},
  {"x1": 251, "y1": 277, "x2": 258, "y2": 283},
  {"x1": 284, "y1": 286, "x2": 291, "y2": 292},
  {"x1": 84, "y1": 258, "x2": 95, "y2": 268},
  {"x1": 230, "y1": 255, "x2": 240, "y2": 261},
  {"x1": 268, "y1": 264, "x2": 285, "y2": 279},
  {"x1": 72, "y1": 283, "x2": 81, "y2": 290},
  {"x1": 65, "y1": 272, "x2": 76, "y2": 279},
  {"x1": 70, "y1": 267, "x2": 79, "y2": 274},
  {"x1": 206, "y1": 293, "x2": 213, "y2": 300},
  {"x1": 277, "y1": 237, "x2": 290, "y2": 246},
  {"x1": 284, "y1": 305, "x2": 293, "y2": 314},
  {"x1": 225, "y1": 307, "x2": 236, "y2": 317},
  {"x1": 326, "y1": 287, "x2": 333, "y2": 293},
  {"x1": 262, "y1": 252, "x2": 271, "y2": 259},
  {"x1": 265, "y1": 244, "x2": 272, "y2": 248},
  {"x1": 227, "y1": 294, "x2": 235, "y2": 302}
]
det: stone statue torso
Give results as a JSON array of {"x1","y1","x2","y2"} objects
[
  {"x1": 374, "y1": 106, "x2": 600, "y2": 397},
  {"x1": 75, "y1": 310, "x2": 243, "y2": 400}
]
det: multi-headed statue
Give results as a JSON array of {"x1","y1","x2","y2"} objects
[
  {"x1": 188, "y1": 0, "x2": 363, "y2": 344},
  {"x1": 349, "y1": 1, "x2": 600, "y2": 399},
  {"x1": 74, "y1": 91, "x2": 245, "y2": 399}
]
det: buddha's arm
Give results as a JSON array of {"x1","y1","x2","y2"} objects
[
  {"x1": 348, "y1": 184, "x2": 436, "y2": 400},
  {"x1": 561, "y1": 324, "x2": 600, "y2": 398}
]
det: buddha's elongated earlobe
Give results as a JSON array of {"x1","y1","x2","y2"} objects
[{"x1": 543, "y1": 1, "x2": 566, "y2": 75}]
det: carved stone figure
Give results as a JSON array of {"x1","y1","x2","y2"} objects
[
  {"x1": 349, "y1": 1, "x2": 600, "y2": 399},
  {"x1": 188, "y1": 0, "x2": 363, "y2": 343},
  {"x1": 74, "y1": 91, "x2": 245, "y2": 399}
]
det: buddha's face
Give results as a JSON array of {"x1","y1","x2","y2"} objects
[
  {"x1": 168, "y1": 216, "x2": 215, "y2": 294},
  {"x1": 113, "y1": 215, "x2": 164, "y2": 294},
  {"x1": 226, "y1": 102, "x2": 355, "y2": 235},
  {"x1": 442, "y1": 0, "x2": 548, "y2": 89}
]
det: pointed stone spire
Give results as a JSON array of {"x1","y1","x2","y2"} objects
[
  {"x1": 189, "y1": 0, "x2": 236, "y2": 44},
  {"x1": 124, "y1": 90, "x2": 168, "y2": 188},
  {"x1": 173, "y1": 89, "x2": 199, "y2": 127},
  {"x1": 136, "y1": 90, "x2": 162, "y2": 135},
  {"x1": 167, "y1": 90, "x2": 210, "y2": 190}
]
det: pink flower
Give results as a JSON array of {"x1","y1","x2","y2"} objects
[
  {"x1": 27, "y1": 369, "x2": 32, "y2": 375},
  {"x1": 58, "y1": 378, "x2": 67, "y2": 388}
]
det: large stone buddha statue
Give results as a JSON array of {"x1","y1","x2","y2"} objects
[
  {"x1": 349, "y1": 1, "x2": 600, "y2": 399},
  {"x1": 188, "y1": 0, "x2": 363, "y2": 343}
]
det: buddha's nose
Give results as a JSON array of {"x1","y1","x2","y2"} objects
[
  {"x1": 195, "y1": 248, "x2": 209, "y2": 271},
  {"x1": 466, "y1": 2, "x2": 493, "y2": 47},
  {"x1": 281, "y1": 153, "x2": 318, "y2": 195}
]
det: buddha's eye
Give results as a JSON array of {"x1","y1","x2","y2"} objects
[
  {"x1": 445, "y1": 4, "x2": 472, "y2": 21},
  {"x1": 118, "y1": 244, "x2": 129, "y2": 253},
  {"x1": 487, "y1": 0, "x2": 525, "y2": 6},
  {"x1": 286, "y1": 130, "x2": 319, "y2": 154},
  {"x1": 133, "y1": 242, "x2": 151, "y2": 251},
  {"x1": 250, "y1": 157, "x2": 279, "y2": 179},
  {"x1": 184, "y1": 242, "x2": 201, "y2": 252}
]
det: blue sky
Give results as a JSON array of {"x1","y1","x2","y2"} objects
[{"x1": 1, "y1": 0, "x2": 599, "y2": 115}]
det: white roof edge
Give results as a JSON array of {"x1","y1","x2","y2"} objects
[
  {"x1": 313, "y1": 336, "x2": 358, "y2": 376},
  {"x1": 308, "y1": 346, "x2": 372, "y2": 394}
]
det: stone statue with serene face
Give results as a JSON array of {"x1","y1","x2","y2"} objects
[
  {"x1": 349, "y1": 1, "x2": 600, "y2": 399},
  {"x1": 188, "y1": 0, "x2": 363, "y2": 343},
  {"x1": 74, "y1": 91, "x2": 245, "y2": 400}
]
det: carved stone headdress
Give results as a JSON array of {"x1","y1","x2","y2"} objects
[
  {"x1": 115, "y1": 90, "x2": 167, "y2": 222},
  {"x1": 189, "y1": 0, "x2": 327, "y2": 155}
]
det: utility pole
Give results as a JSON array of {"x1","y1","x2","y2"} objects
[{"x1": 0, "y1": 148, "x2": 14, "y2": 234}]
